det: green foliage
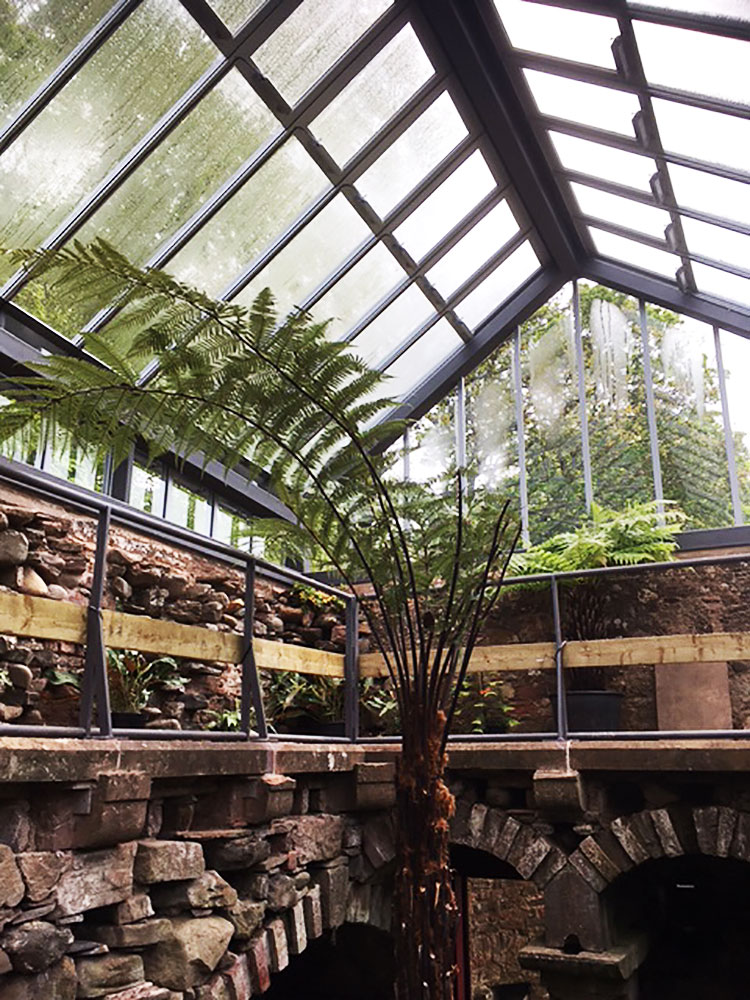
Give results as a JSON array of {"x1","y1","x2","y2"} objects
[
  {"x1": 262, "y1": 670, "x2": 344, "y2": 726},
  {"x1": 510, "y1": 500, "x2": 686, "y2": 578},
  {"x1": 452, "y1": 675, "x2": 517, "y2": 735},
  {"x1": 106, "y1": 648, "x2": 181, "y2": 713},
  {"x1": 44, "y1": 667, "x2": 82, "y2": 690},
  {"x1": 0, "y1": 239, "x2": 518, "y2": 743},
  {"x1": 291, "y1": 584, "x2": 345, "y2": 614},
  {"x1": 205, "y1": 698, "x2": 241, "y2": 732}
]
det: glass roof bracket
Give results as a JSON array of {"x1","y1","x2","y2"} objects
[
  {"x1": 0, "y1": 0, "x2": 143, "y2": 159},
  {"x1": 614, "y1": 17, "x2": 697, "y2": 290}
]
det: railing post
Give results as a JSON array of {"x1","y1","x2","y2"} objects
[
  {"x1": 79, "y1": 505, "x2": 112, "y2": 737},
  {"x1": 241, "y1": 558, "x2": 267, "y2": 739},
  {"x1": 344, "y1": 595, "x2": 360, "y2": 742},
  {"x1": 550, "y1": 575, "x2": 568, "y2": 741}
]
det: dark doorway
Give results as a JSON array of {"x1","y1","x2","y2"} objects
[
  {"x1": 263, "y1": 923, "x2": 395, "y2": 1000},
  {"x1": 612, "y1": 856, "x2": 750, "y2": 999}
]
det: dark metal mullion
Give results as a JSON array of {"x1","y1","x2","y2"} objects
[
  {"x1": 232, "y1": 0, "x2": 303, "y2": 54},
  {"x1": 338, "y1": 188, "x2": 520, "y2": 354},
  {"x1": 542, "y1": 115, "x2": 750, "y2": 187},
  {"x1": 344, "y1": 596, "x2": 360, "y2": 742},
  {"x1": 613, "y1": 14, "x2": 695, "y2": 289},
  {"x1": 372, "y1": 229, "x2": 533, "y2": 374},
  {"x1": 299, "y1": 185, "x2": 507, "y2": 322},
  {"x1": 515, "y1": 49, "x2": 750, "y2": 122},
  {"x1": 563, "y1": 170, "x2": 750, "y2": 240},
  {"x1": 1, "y1": 58, "x2": 232, "y2": 302},
  {"x1": 582, "y1": 214, "x2": 750, "y2": 282},
  {"x1": 218, "y1": 117, "x2": 475, "y2": 306},
  {"x1": 713, "y1": 326, "x2": 744, "y2": 526},
  {"x1": 0, "y1": 0, "x2": 143, "y2": 158},
  {"x1": 80, "y1": 505, "x2": 112, "y2": 737},
  {"x1": 80, "y1": 126, "x2": 290, "y2": 335},
  {"x1": 241, "y1": 558, "x2": 267, "y2": 739},
  {"x1": 262, "y1": 4, "x2": 412, "y2": 129}
]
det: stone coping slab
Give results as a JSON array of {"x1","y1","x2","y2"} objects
[{"x1": 2, "y1": 737, "x2": 750, "y2": 783}]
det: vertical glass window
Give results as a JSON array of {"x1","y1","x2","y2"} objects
[
  {"x1": 407, "y1": 391, "x2": 455, "y2": 484},
  {"x1": 252, "y1": 0, "x2": 392, "y2": 106},
  {"x1": 580, "y1": 286, "x2": 654, "y2": 508},
  {"x1": 213, "y1": 505, "x2": 252, "y2": 551},
  {"x1": 130, "y1": 464, "x2": 166, "y2": 517},
  {"x1": 651, "y1": 312, "x2": 733, "y2": 528},
  {"x1": 42, "y1": 442, "x2": 101, "y2": 492},
  {"x1": 166, "y1": 480, "x2": 212, "y2": 534},
  {"x1": 465, "y1": 337, "x2": 519, "y2": 505},
  {"x1": 718, "y1": 330, "x2": 750, "y2": 522},
  {"x1": 520, "y1": 287, "x2": 586, "y2": 539},
  {"x1": 0, "y1": 0, "x2": 218, "y2": 285}
]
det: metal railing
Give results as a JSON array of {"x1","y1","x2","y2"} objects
[
  {"x1": 2, "y1": 456, "x2": 750, "y2": 744},
  {"x1": 0, "y1": 458, "x2": 358, "y2": 742}
]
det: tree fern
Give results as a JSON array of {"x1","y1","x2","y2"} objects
[{"x1": 0, "y1": 240, "x2": 519, "y2": 1000}]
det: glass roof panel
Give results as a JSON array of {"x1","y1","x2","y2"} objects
[
  {"x1": 692, "y1": 261, "x2": 750, "y2": 308},
  {"x1": 455, "y1": 240, "x2": 540, "y2": 328},
  {"x1": 233, "y1": 194, "x2": 371, "y2": 316},
  {"x1": 252, "y1": 0, "x2": 392, "y2": 106},
  {"x1": 73, "y1": 69, "x2": 279, "y2": 267},
  {"x1": 356, "y1": 91, "x2": 469, "y2": 217},
  {"x1": 0, "y1": 0, "x2": 217, "y2": 284},
  {"x1": 652, "y1": 98, "x2": 750, "y2": 174},
  {"x1": 426, "y1": 200, "x2": 519, "y2": 297},
  {"x1": 667, "y1": 163, "x2": 750, "y2": 229},
  {"x1": 590, "y1": 227, "x2": 679, "y2": 278},
  {"x1": 380, "y1": 318, "x2": 462, "y2": 400},
  {"x1": 493, "y1": 0, "x2": 619, "y2": 69},
  {"x1": 393, "y1": 150, "x2": 496, "y2": 261},
  {"x1": 524, "y1": 70, "x2": 640, "y2": 136},
  {"x1": 310, "y1": 23, "x2": 434, "y2": 166},
  {"x1": 571, "y1": 183, "x2": 671, "y2": 238},
  {"x1": 634, "y1": 20, "x2": 750, "y2": 105},
  {"x1": 309, "y1": 242, "x2": 407, "y2": 340},
  {"x1": 681, "y1": 216, "x2": 750, "y2": 271},
  {"x1": 0, "y1": 0, "x2": 116, "y2": 130},
  {"x1": 629, "y1": 0, "x2": 750, "y2": 20},
  {"x1": 167, "y1": 137, "x2": 330, "y2": 297},
  {"x1": 348, "y1": 285, "x2": 435, "y2": 367},
  {"x1": 210, "y1": 0, "x2": 268, "y2": 33},
  {"x1": 549, "y1": 131, "x2": 658, "y2": 191}
]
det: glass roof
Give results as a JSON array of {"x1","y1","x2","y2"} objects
[
  {"x1": 0, "y1": 0, "x2": 546, "y2": 408},
  {"x1": 1, "y1": 0, "x2": 749, "y2": 422},
  {"x1": 492, "y1": 0, "x2": 750, "y2": 312}
]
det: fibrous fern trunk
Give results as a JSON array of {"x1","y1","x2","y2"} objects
[{"x1": 394, "y1": 708, "x2": 458, "y2": 1000}]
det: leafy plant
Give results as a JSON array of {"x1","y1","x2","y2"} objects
[
  {"x1": 0, "y1": 239, "x2": 518, "y2": 1000},
  {"x1": 106, "y1": 648, "x2": 181, "y2": 713},
  {"x1": 43, "y1": 667, "x2": 82, "y2": 690},
  {"x1": 205, "y1": 698, "x2": 241, "y2": 732},
  {"x1": 453, "y1": 675, "x2": 517, "y2": 735},
  {"x1": 510, "y1": 499, "x2": 686, "y2": 579},
  {"x1": 291, "y1": 583, "x2": 345, "y2": 614}
]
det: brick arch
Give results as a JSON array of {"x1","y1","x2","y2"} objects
[
  {"x1": 564, "y1": 805, "x2": 750, "y2": 896},
  {"x1": 450, "y1": 798, "x2": 566, "y2": 890}
]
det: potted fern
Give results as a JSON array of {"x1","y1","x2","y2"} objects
[
  {"x1": 106, "y1": 648, "x2": 181, "y2": 728},
  {"x1": 511, "y1": 500, "x2": 685, "y2": 730}
]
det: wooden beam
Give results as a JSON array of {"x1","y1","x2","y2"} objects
[{"x1": 0, "y1": 591, "x2": 345, "y2": 678}]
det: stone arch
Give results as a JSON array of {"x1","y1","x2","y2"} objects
[
  {"x1": 563, "y1": 805, "x2": 750, "y2": 896},
  {"x1": 450, "y1": 798, "x2": 566, "y2": 889}
]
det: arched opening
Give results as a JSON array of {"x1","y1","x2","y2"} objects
[
  {"x1": 263, "y1": 923, "x2": 395, "y2": 1000},
  {"x1": 607, "y1": 855, "x2": 750, "y2": 999},
  {"x1": 450, "y1": 845, "x2": 543, "y2": 1000}
]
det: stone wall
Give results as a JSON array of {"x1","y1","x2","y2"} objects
[
  {"x1": 0, "y1": 485, "x2": 372, "y2": 731},
  {"x1": 0, "y1": 742, "x2": 396, "y2": 999},
  {"x1": 482, "y1": 558, "x2": 750, "y2": 733}
]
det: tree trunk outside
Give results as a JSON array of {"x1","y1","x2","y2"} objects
[{"x1": 394, "y1": 709, "x2": 458, "y2": 1000}]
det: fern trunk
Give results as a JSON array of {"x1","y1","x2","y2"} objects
[{"x1": 394, "y1": 708, "x2": 458, "y2": 1000}]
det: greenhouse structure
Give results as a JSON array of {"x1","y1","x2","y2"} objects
[{"x1": 0, "y1": 0, "x2": 749, "y2": 997}]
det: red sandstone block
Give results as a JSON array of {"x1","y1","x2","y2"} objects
[
  {"x1": 224, "y1": 952, "x2": 252, "y2": 1000},
  {"x1": 247, "y1": 934, "x2": 271, "y2": 994}
]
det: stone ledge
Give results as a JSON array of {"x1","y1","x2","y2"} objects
[{"x1": 520, "y1": 938, "x2": 648, "y2": 981}]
